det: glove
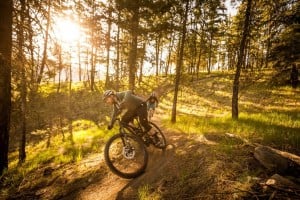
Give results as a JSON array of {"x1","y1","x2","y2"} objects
[{"x1": 107, "y1": 124, "x2": 113, "y2": 130}]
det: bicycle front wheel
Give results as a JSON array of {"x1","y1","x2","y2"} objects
[{"x1": 104, "y1": 133, "x2": 148, "y2": 179}]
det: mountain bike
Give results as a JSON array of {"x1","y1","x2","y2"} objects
[{"x1": 104, "y1": 118, "x2": 167, "y2": 179}]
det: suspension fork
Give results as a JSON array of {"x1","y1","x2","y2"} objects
[{"x1": 119, "y1": 126, "x2": 131, "y2": 146}]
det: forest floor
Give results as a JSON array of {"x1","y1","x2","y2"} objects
[
  {"x1": 7, "y1": 114, "x2": 276, "y2": 200},
  {"x1": 3, "y1": 73, "x2": 300, "y2": 200},
  {"x1": 65, "y1": 124, "x2": 262, "y2": 200}
]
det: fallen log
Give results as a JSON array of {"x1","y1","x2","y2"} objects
[
  {"x1": 266, "y1": 174, "x2": 300, "y2": 192},
  {"x1": 264, "y1": 173, "x2": 300, "y2": 200},
  {"x1": 254, "y1": 145, "x2": 300, "y2": 176}
]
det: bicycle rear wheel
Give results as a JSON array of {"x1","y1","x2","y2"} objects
[
  {"x1": 149, "y1": 122, "x2": 167, "y2": 149},
  {"x1": 104, "y1": 133, "x2": 148, "y2": 179}
]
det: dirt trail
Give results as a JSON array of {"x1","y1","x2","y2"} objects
[
  {"x1": 59, "y1": 88, "x2": 176, "y2": 200},
  {"x1": 34, "y1": 86, "x2": 262, "y2": 199},
  {"x1": 62, "y1": 117, "x2": 179, "y2": 200},
  {"x1": 60, "y1": 118, "x2": 265, "y2": 200}
]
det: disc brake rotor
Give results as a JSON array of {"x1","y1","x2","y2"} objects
[{"x1": 122, "y1": 146, "x2": 135, "y2": 159}]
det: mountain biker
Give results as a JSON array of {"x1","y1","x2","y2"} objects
[
  {"x1": 103, "y1": 90, "x2": 152, "y2": 133},
  {"x1": 146, "y1": 92, "x2": 158, "y2": 114}
]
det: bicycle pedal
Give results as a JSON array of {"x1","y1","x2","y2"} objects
[{"x1": 150, "y1": 135, "x2": 160, "y2": 145}]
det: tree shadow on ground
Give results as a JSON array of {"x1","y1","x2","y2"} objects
[{"x1": 7, "y1": 154, "x2": 107, "y2": 200}]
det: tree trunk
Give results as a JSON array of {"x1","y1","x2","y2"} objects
[
  {"x1": 155, "y1": 35, "x2": 161, "y2": 76},
  {"x1": 0, "y1": 0, "x2": 12, "y2": 175},
  {"x1": 105, "y1": 4, "x2": 112, "y2": 88},
  {"x1": 18, "y1": 0, "x2": 27, "y2": 164},
  {"x1": 26, "y1": 4, "x2": 35, "y2": 92},
  {"x1": 232, "y1": 0, "x2": 252, "y2": 119},
  {"x1": 77, "y1": 1, "x2": 82, "y2": 82},
  {"x1": 78, "y1": 42, "x2": 82, "y2": 82},
  {"x1": 90, "y1": 46, "x2": 96, "y2": 91},
  {"x1": 207, "y1": 33, "x2": 213, "y2": 74},
  {"x1": 165, "y1": 32, "x2": 175, "y2": 76},
  {"x1": 196, "y1": 34, "x2": 203, "y2": 80},
  {"x1": 138, "y1": 42, "x2": 146, "y2": 84},
  {"x1": 171, "y1": 0, "x2": 189, "y2": 123},
  {"x1": 115, "y1": 14, "x2": 121, "y2": 91},
  {"x1": 68, "y1": 59, "x2": 74, "y2": 144},
  {"x1": 128, "y1": 10, "x2": 139, "y2": 92},
  {"x1": 57, "y1": 45, "x2": 62, "y2": 93},
  {"x1": 37, "y1": 0, "x2": 51, "y2": 86},
  {"x1": 264, "y1": 15, "x2": 272, "y2": 69},
  {"x1": 90, "y1": 2, "x2": 97, "y2": 91}
]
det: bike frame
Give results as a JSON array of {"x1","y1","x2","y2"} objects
[{"x1": 113, "y1": 117, "x2": 166, "y2": 149}]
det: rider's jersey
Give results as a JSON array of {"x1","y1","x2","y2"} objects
[
  {"x1": 115, "y1": 90, "x2": 144, "y2": 110},
  {"x1": 110, "y1": 90, "x2": 145, "y2": 124}
]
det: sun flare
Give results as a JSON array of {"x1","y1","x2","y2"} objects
[{"x1": 54, "y1": 17, "x2": 81, "y2": 44}]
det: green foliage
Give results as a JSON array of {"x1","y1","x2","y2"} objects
[
  {"x1": 268, "y1": 1, "x2": 300, "y2": 69},
  {"x1": 138, "y1": 184, "x2": 161, "y2": 200}
]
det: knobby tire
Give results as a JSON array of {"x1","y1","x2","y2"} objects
[
  {"x1": 104, "y1": 133, "x2": 148, "y2": 179},
  {"x1": 149, "y1": 122, "x2": 167, "y2": 149}
]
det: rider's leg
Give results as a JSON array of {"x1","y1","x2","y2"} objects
[
  {"x1": 121, "y1": 110, "x2": 135, "y2": 125},
  {"x1": 136, "y1": 102, "x2": 152, "y2": 132},
  {"x1": 137, "y1": 105, "x2": 160, "y2": 145}
]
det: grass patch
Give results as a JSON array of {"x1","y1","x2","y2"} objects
[
  {"x1": 138, "y1": 184, "x2": 161, "y2": 200},
  {"x1": 3, "y1": 119, "x2": 109, "y2": 193},
  {"x1": 162, "y1": 110, "x2": 300, "y2": 152}
]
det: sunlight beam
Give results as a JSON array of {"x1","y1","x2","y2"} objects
[{"x1": 54, "y1": 17, "x2": 81, "y2": 45}]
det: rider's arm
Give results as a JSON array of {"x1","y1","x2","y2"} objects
[
  {"x1": 119, "y1": 90, "x2": 133, "y2": 109},
  {"x1": 109, "y1": 104, "x2": 121, "y2": 129}
]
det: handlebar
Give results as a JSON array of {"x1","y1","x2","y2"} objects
[{"x1": 109, "y1": 118, "x2": 140, "y2": 133}]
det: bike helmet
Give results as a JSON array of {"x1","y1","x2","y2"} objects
[{"x1": 103, "y1": 90, "x2": 115, "y2": 100}]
